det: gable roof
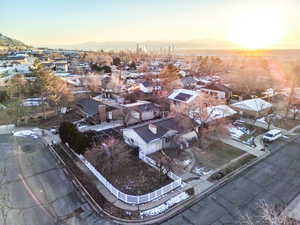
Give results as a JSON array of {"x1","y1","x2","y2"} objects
[
  {"x1": 76, "y1": 98, "x2": 102, "y2": 116},
  {"x1": 133, "y1": 123, "x2": 170, "y2": 143},
  {"x1": 206, "y1": 105, "x2": 237, "y2": 122},
  {"x1": 231, "y1": 98, "x2": 272, "y2": 112},
  {"x1": 128, "y1": 117, "x2": 194, "y2": 143}
]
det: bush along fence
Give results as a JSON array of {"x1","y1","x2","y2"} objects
[{"x1": 75, "y1": 152, "x2": 182, "y2": 205}]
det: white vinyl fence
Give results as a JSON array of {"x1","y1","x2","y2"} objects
[
  {"x1": 0, "y1": 124, "x2": 15, "y2": 135},
  {"x1": 77, "y1": 154, "x2": 182, "y2": 205},
  {"x1": 139, "y1": 152, "x2": 182, "y2": 181}
]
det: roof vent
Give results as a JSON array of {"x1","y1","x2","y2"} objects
[{"x1": 148, "y1": 124, "x2": 157, "y2": 134}]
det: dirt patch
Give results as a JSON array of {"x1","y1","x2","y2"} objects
[
  {"x1": 87, "y1": 145, "x2": 172, "y2": 195},
  {"x1": 149, "y1": 148, "x2": 192, "y2": 172},
  {"x1": 52, "y1": 144, "x2": 141, "y2": 219}
]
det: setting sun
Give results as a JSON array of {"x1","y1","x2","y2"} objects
[{"x1": 229, "y1": 9, "x2": 285, "y2": 49}]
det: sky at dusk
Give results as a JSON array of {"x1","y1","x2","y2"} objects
[{"x1": 1, "y1": 0, "x2": 300, "y2": 48}]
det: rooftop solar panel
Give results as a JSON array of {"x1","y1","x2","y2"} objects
[{"x1": 174, "y1": 93, "x2": 192, "y2": 102}]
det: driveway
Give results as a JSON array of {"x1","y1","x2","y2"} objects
[
  {"x1": 0, "y1": 134, "x2": 113, "y2": 225},
  {"x1": 162, "y1": 137, "x2": 300, "y2": 225}
]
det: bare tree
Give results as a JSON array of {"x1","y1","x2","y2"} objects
[
  {"x1": 191, "y1": 56, "x2": 224, "y2": 76},
  {"x1": 0, "y1": 168, "x2": 11, "y2": 225},
  {"x1": 170, "y1": 94, "x2": 228, "y2": 148},
  {"x1": 84, "y1": 74, "x2": 102, "y2": 94},
  {"x1": 156, "y1": 153, "x2": 173, "y2": 184},
  {"x1": 241, "y1": 201, "x2": 298, "y2": 225},
  {"x1": 158, "y1": 64, "x2": 182, "y2": 96},
  {"x1": 86, "y1": 137, "x2": 128, "y2": 178},
  {"x1": 31, "y1": 61, "x2": 73, "y2": 117}
]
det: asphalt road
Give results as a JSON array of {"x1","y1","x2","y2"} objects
[
  {"x1": 0, "y1": 134, "x2": 113, "y2": 225},
  {"x1": 162, "y1": 137, "x2": 300, "y2": 225}
]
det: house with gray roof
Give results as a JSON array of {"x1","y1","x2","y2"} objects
[
  {"x1": 122, "y1": 117, "x2": 198, "y2": 155},
  {"x1": 200, "y1": 83, "x2": 232, "y2": 100},
  {"x1": 76, "y1": 98, "x2": 122, "y2": 124},
  {"x1": 168, "y1": 88, "x2": 200, "y2": 112},
  {"x1": 122, "y1": 100, "x2": 161, "y2": 125}
]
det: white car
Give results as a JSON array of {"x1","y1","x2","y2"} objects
[{"x1": 263, "y1": 129, "x2": 282, "y2": 142}]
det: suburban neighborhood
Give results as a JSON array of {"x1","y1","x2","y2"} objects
[{"x1": 1, "y1": 1, "x2": 300, "y2": 225}]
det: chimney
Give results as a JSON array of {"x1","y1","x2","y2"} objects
[
  {"x1": 98, "y1": 105, "x2": 107, "y2": 122},
  {"x1": 148, "y1": 123, "x2": 157, "y2": 134}
]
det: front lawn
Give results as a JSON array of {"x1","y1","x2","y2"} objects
[
  {"x1": 208, "y1": 154, "x2": 256, "y2": 182},
  {"x1": 191, "y1": 141, "x2": 245, "y2": 171}
]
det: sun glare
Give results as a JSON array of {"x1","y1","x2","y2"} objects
[{"x1": 229, "y1": 9, "x2": 285, "y2": 49}]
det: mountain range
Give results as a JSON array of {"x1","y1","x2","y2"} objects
[
  {"x1": 0, "y1": 33, "x2": 29, "y2": 49},
  {"x1": 43, "y1": 39, "x2": 240, "y2": 51}
]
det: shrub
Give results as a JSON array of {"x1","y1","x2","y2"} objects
[{"x1": 59, "y1": 121, "x2": 90, "y2": 154}]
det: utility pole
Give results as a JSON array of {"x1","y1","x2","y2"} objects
[{"x1": 285, "y1": 66, "x2": 300, "y2": 119}]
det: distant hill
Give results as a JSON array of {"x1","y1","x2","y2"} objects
[
  {"x1": 0, "y1": 33, "x2": 29, "y2": 49},
  {"x1": 43, "y1": 39, "x2": 240, "y2": 51}
]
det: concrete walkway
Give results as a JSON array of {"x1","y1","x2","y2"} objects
[
  {"x1": 220, "y1": 137, "x2": 266, "y2": 157},
  {"x1": 283, "y1": 192, "x2": 300, "y2": 221},
  {"x1": 286, "y1": 124, "x2": 300, "y2": 135}
]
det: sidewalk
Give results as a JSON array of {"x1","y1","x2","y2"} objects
[{"x1": 286, "y1": 124, "x2": 300, "y2": 135}]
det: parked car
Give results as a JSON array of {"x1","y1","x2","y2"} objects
[
  {"x1": 49, "y1": 127, "x2": 58, "y2": 134},
  {"x1": 263, "y1": 129, "x2": 282, "y2": 142}
]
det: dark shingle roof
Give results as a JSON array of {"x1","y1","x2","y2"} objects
[
  {"x1": 76, "y1": 99, "x2": 101, "y2": 116},
  {"x1": 134, "y1": 124, "x2": 170, "y2": 143},
  {"x1": 132, "y1": 117, "x2": 193, "y2": 143}
]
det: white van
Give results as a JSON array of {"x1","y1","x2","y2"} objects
[{"x1": 263, "y1": 129, "x2": 282, "y2": 142}]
